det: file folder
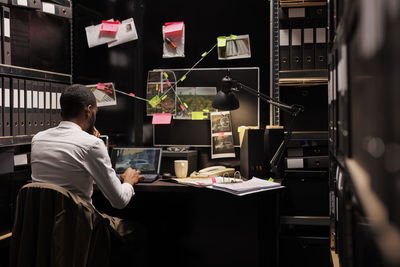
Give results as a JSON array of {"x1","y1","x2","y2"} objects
[
  {"x1": 11, "y1": 78, "x2": 19, "y2": 135},
  {"x1": 18, "y1": 79, "x2": 25, "y2": 135},
  {"x1": 0, "y1": 78, "x2": 2, "y2": 136},
  {"x1": 285, "y1": 156, "x2": 329, "y2": 169},
  {"x1": 37, "y1": 81, "x2": 45, "y2": 131},
  {"x1": 31, "y1": 81, "x2": 39, "y2": 134},
  {"x1": 41, "y1": 2, "x2": 72, "y2": 19},
  {"x1": 3, "y1": 77, "x2": 11, "y2": 136},
  {"x1": 55, "y1": 83, "x2": 64, "y2": 125},
  {"x1": 44, "y1": 82, "x2": 51, "y2": 129},
  {"x1": 279, "y1": 28, "x2": 290, "y2": 70},
  {"x1": 25, "y1": 80, "x2": 33, "y2": 135},
  {"x1": 290, "y1": 28, "x2": 302, "y2": 70},
  {"x1": 1, "y1": 6, "x2": 11, "y2": 65},
  {"x1": 50, "y1": 82, "x2": 57, "y2": 127},
  {"x1": 303, "y1": 24, "x2": 315, "y2": 69},
  {"x1": 315, "y1": 27, "x2": 327, "y2": 69}
]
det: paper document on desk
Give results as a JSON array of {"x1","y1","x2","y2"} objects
[
  {"x1": 172, "y1": 177, "x2": 242, "y2": 187},
  {"x1": 211, "y1": 177, "x2": 284, "y2": 196}
]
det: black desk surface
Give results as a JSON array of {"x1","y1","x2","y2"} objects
[{"x1": 93, "y1": 178, "x2": 282, "y2": 267}]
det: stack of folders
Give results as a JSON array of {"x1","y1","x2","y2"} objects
[
  {"x1": 0, "y1": 77, "x2": 67, "y2": 137},
  {"x1": 279, "y1": 5, "x2": 327, "y2": 70},
  {"x1": 284, "y1": 140, "x2": 329, "y2": 170}
]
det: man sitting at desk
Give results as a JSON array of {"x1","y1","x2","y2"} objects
[
  {"x1": 31, "y1": 84, "x2": 143, "y2": 207},
  {"x1": 30, "y1": 84, "x2": 146, "y2": 266}
]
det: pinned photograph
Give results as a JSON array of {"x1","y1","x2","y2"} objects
[
  {"x1": 217, "y1": 34, "x2": 251, "y2": 60},
  {"x1": 210, "y1": 111, "x2": 235, "y2": 159},
  {"x1": 108, "y1": 18, "x2": 138, "y2": 48},
  {"x1": 86, "y1": 82, "x2": 117, "y2": 107}
]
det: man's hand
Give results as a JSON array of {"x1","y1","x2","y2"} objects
[
  {"x1": 93, "y1": 127, "x2": 101, "y2": 138},
  {"x1": 120, "y1": 168, "x2": 144, "y2": 186}
]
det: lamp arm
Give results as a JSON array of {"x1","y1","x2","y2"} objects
[
  {"x1": 236, "y1": 82, "x2": 303, "y2": 115},
  {"x1": 234, "y1": 81, "x2": 303, "y2": 178}
]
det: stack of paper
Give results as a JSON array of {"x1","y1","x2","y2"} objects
[{"x1": 211, "y1": 177, "x2": 283, "y2": 196}]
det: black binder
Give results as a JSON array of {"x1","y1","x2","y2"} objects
[
  {"x1": 25, "y1": 80, "x2": 33, "y2": 135},
  {"x1": 279, "y1": 28, "x2": 290, "y2": 70},
  {"x1": 303, "y1": 21, "x2": 315, "y2": 69},
  {"x1": 0, "y1": 9, "x2": 2, "y2": 64},
  {"x1": 50, "y1": 82, "x2": 57, "y2": 127},
  {"x1": 55, "y1": 83, "x2": 64, "y2": 125},
  {"x1": 1, "y1": 6, "x2": 10, "y2": 65},
  {"x1": 3, "y1": 77, "x2": 11, "y2": 136},
  {"x1": 44, "y1": 82, "x2": 51, "y2": 129},
  {"x1": 37, "y1": 81, "x2": 45, "y2": 131},
  {"x1": 285, "y1": 156, "x2": 329, "y2": 169},
  {"x1": 18, "y1": 79, "x2": 25, "y2": 135},
  {"x1": 31, "y1": 80, "x2": 39, "y2": 134},
  {"x1": 0, "y1": 78, "x2": 2, "y2": 136},
  {"x1": 41, "y1": 2, "x2": 72, "y2": 19},
  {"x1": 290, "y1": 21, "x2": 303, "y2": 70},
  {"x1": 315, "y1": 27, "x2": 327, "y2": 69},
  {"x1": 286, "y1": 146, "x2": 328, "y2": 157},
  {"x1": 9, "y1": 0, "x2": 41, "y2": 9},
  {"x1": 11, "y1": 78, "x2": 19, "y2": 135}
]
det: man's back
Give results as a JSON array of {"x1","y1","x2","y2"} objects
[{"x1": 31, "y1": 121, "x2": 103, "y2": 204}]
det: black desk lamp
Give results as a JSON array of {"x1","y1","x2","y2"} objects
[{"x1": 212, "y1": 75, "x2": 304, "y2": 178}]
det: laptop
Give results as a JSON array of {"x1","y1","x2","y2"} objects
[{"x1": 111, "y1": 147, "x2": 162, "y2": 183}]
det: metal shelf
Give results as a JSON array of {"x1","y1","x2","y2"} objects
[
  {"x1": 280, "y1": 0, "x2": 327, "y2": 8},
  {"x1": 280, "y1": 215, "x2": 330, "y2": 226},
  {"x1": 279, "y1": 69, "x2": 328, "y2": 79},
  {"x1": 0, "y1": 64, "x2": 71, "y2": 83},
  {"x1": 0, "y1": 135, "x2": 33, "y2": 147},
  {"x1": 289, "y1": 131, "x2": 328, "y2": 140}
]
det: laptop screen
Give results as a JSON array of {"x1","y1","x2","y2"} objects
[{"x1": 111, "y1": 147, "x2": 162, "y2": 174}]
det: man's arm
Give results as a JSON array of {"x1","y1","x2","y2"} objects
[{"x1": 84, "y1": 140, "x2": 141, "y2": 209}]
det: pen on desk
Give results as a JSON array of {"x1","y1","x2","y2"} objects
[{"x1": 165, "y1": 37, "x2": 177, "y2": 49}]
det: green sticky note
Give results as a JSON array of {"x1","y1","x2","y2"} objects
[
  {"x1": 217, "y1": 36, "x2": 227, "y2": 47},
  {"x1": 192, "y1": 112, "x2": 204, "y2": 120},
  {"x1": 161, "y1": 95, "x2": 167, "y2": 100},
  {"x1": 201, "y1": 52, "x2": 207, "y2": 57},
  {"x1": 202, "y1": 109, "x2": 209, "y2": 113},
  {"x1": 163, "y1": 72, "x2": 168, "y2": 78},
  {"x1": 149, "y1": 95, "x2": 161, "y2": 108},
  {"x1": 180, "y1": 75, "x2": 187, "y2": 82},
  {"x1": 230, "y1": 34, "x2": 237, "y2": 40},
  {"x1": 183, "y1": 102, "x2": 188, "y2": 108},
  {"x1": 268, "y1": 178, "x2": 274, "y2": 182}
]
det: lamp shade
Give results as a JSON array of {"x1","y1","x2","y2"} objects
[
  {"x1": 212, "y1": 75, "x2": 240, "y2": 110},
  {"x1": 212, "y1": 90, "x2": 239, "y2": 110}
]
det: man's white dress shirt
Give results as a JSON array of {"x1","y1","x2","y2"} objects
[{"x1": 31, "y1": 121, "x2": 134, "y2": 209}]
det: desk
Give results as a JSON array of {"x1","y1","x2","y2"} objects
[{"x1": 93, "y1": 179, "x2": 282, "y2": 267}]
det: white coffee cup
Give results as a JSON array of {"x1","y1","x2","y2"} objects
[{"x1": 174, "y1": 160, "x2": 188, "y2": 178}]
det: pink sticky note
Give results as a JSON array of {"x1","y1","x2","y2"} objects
[
  {"x1": 218, "y1": 132, "x2": 225, "y2": 136},
  {"x1": 179, "y1": 104, "x2": 185, "y2": 111},
  {"x1": 107, "y1": 89, "x2": 113, "y2": 94},
  {"x1": 97, "y1": 83, "x2": 105, "y2": 90},
  {"x1": 211, "y1": 177, "x2": 216, "y2": 183},
  {"x1": 152, "y1": 113, "x2": 172, "y2": 125},
  {"x1": 100, "y1": 20, "x2": 121, "y2": 33},
  {"x1": 129, "y1": 93, "x2": 135, "y2": 97},
  {"x1": 164, "y1": 21, "x2": 184, "y2": 35},
  {"x1": 166, "y1": 80, "x2": 171, "y2": 87}
]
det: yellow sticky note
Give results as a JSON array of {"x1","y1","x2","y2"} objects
[
  {"x1": 230, "y1": 34, "x2": 237, "y2": 40},
  {"x1": 161, "y1": 95, "x2": 167, "y2": 100},
  {"x1": 163, "y1": 72, "x2": 168, "y2": 78},
  {"x1": 149, "y1": 95, "x2": 161, "y2": 108},
  {"x1": 180, "y1": 75, "x2": 187, "y2": 82},
  {"x1": 201, "y1": 52, "x2": 207, "y2": 57},
  {"x1": 268, "y1": 178, "x2": 274, "y2": 182},
  {"x1": 192, "y1": 112, "x2": 204, "y2": 120},
  {"x1": 238, "y1": 127, "x2": 242, "y2": 133},
  {"x1": 183, "y1": 102, "x2": 188, "y2": 108},
  {"x1": 202, "y1": 109, "x2": 209, "y2": 113},
  {"x1": 217, "y1": 36, "x2": 226, "y2": 47}
]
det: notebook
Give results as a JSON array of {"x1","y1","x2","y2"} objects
[{"x1": 111, "y1": 147, "x2": 162, "y2": 183}]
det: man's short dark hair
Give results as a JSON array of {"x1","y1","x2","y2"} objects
[{"x1": 60, "y1": 84, "x2": 97, "y2": 119}]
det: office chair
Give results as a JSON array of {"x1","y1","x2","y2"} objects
[{"x1": 9, "y1": 182, "x2": 112, "y2": 267}]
